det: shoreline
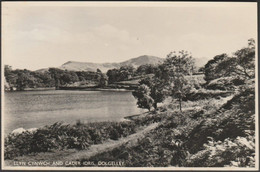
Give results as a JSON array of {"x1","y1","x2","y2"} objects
[
  {"x1": 6, "y1": 113, "x2": 145, "y2": 136},
  {"x1": 5, "y1": 86, "x2": 135, "y2": 92}
]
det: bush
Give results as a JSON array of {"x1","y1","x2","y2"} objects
[{"x1": 5, "y1": 118, "x2": 149, "y2": 160}]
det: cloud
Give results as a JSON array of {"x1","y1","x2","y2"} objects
[
  {"x1": 8, "y1": 23, "x2": 140, "y2": 48},
  {"x1": 7, "y1": 24, "x2": 70, "y2": 43},
  {"x1": 91, "y1": 24, "x2": 139, "y2": 45}
]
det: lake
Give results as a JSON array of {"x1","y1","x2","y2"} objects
[{"x1": 3, "y1": 90, "x2": 145, "y2": 135}]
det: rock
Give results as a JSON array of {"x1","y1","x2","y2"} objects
[
  {"x1": 11, "y1": 127, "x2": 38, "y2": 134},
  {"x1": 12, "y1": 128, "x2": 26, "y2": 134},
  {"x1": 27, "y1": 128, "x2": 38, "y2": 133}
]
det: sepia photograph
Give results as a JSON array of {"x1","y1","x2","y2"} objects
[{"x1": 1, "y1": 1, "x2": 258, "y2": 170}]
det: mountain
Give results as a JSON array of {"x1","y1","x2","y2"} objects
[
  {"x1": 37, "y1": 55, "x2": 163, "y2": 73},
  {"x1": 59, "y1": 61, "x2": 120, "y2": 72},
  {"x1": 119, "y1": 55, "x2": 163, "y2": 68}
]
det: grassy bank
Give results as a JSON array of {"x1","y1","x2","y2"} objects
[{"x1": 81, "y1": 87, "x2": 255, "y2": 167}]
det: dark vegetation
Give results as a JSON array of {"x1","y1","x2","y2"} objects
[
  {"x1": 5, "y1": 120, "x2": 139, "y2": 159},
  {"x1": 5, "y1": 110, "x2": 169, "y2": 160},
  {"x1": 4, "y1": 39, "x2": 256, "y2": 167},
  {"x1": 84, "y1": 86, "x2": 254, "y2": 167},
  {"x1": 4, "y1": 63, "x2": 157, "y2": 91},
  {"x1": 4, "y1": 66, "x2": 107, "y2": 91}
]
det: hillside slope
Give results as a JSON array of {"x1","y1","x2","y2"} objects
[{"x1": 36, "y1": 55, "x2": 163, "y2": 72}]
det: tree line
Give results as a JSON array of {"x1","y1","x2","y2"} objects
[
  {"x1": 132, "y1": 39, "x2": 255, "y2": 111},
  {"x1": 4, "y1": 63, "x2": 159, "y2": 91},
  {"x1": 4, "y1": 67, "x2": 108, "y2": 91}
]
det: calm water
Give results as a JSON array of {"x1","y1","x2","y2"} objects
[{"x1": 4, "y1": 90, "x2": 144, "y2": 134}]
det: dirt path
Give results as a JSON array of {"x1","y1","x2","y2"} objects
[{"x1": 63, "y1": 122, "x2": 159, "y2": 161}]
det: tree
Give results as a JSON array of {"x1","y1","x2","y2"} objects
[
  {"x1": 98, "y1": 73, "x2": 108, "y2": 87},
  {"x1": 60, "y1": 71, "x2": 79, "y2": 85},
  {"x1": 136, "y1": 64, "x2": 156, "y2": 75},
  {"x1": 4, "y1": 65, "x2": 18, "y2": 89},
  {"x1": 118, "y1": 65, "x2": 135, "y2": 80},
  {"x1": 160, "y1": 50, "x2": 195, "y2": 111},
  {"x1": 31, "y1": 71, "x2": 55, "y2": 87},
  {"x1": 204, "y1": 54, "x2": 229, "y2": 82},
  {"x1": 106, "y1": 65, "x2": 136, "y2": 83},
  {"x1": 49, "y1": 68, "x2": 63, "y2": 88},
  {"x1": 232, "y1": 38, "x2": 255, "y2": 79},
  {"x1": 208, "y1": 39, "x2": 255, "y2": 81},
  {"x1": 169, "y1": 76, "x2": 193, "y2": 111},
  {"x1": 132, "y1": 84, "x2": 154, "y2": 111},
  {"x1": 96, "y1": 68, "x2": 102, "y2": 73},
  {"x1": 139, "y1": 77, "x2": 166, "y2": 109},
  {"x1": 16, "y1": 72, "x2": 36, "y2": 90},
  {"x1": 106, "y1": 69, "x2": 119, "y2": 83}
]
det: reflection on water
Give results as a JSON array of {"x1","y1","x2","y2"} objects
[{"x1": 4, "y1": 90, "x2": 145, "y2": 134}]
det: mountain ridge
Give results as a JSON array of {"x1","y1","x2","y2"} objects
[
  {"x1": 37, "y1": 55, "x2": 164, "y2": 73},
  {"x1": 36, "y1": 55, "x2": 207, "y2": 73}
]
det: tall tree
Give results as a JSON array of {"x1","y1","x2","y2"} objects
[
  {"x1": 160, "y1": 50, "x2": 195, "y2": 111},
  {"x1": 49, "y1": 68, "x2": 64, "y2": 88}
]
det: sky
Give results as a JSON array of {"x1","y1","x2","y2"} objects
[{"x1": 2, "y1": 2, "x2": 257, "y2": 70}]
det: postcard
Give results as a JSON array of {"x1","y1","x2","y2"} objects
[{"x1": 1, "y1": 1, "x2": 258, "y2": 171}]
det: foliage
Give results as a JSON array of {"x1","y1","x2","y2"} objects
[
  {"x1": 204, "y1": 54, "x2": 229, "y2": 82},
  {"x1": 132, "y1": 84, "x2": 154, "y2": 111},
  {"x1": 82, "y1": 85, "x2": 255, "y2": 167},
  {"x1": 4, "y1": 66, "x2": 107, "y2": 90},
  {"x1": 205, "y1": 76, "x2": 247, "y2": 91},
  {"x1": 97, "y1": 73, "x2": 108, "y2": 87},
  {"x1": 4, "y1": 65, "x2": 18, "y2": 88},
  {"x1": 204, "y1": 39, "x2": 255, "y2": 84},
  {"x1": 5, "y1": 109, "x2": 170, "y2": 160},
  {"x1": 136, "y1": 64, "x2": 157, "y2": 75},
  {"x1": 137, "y1": 77, "x2": 167, "y2": 109},
  {"x1": 48, "y1": 68, "x2": 80, "y2": 87},
  {"x1": 232, "y1": 38, "x2": 255, "y2": 79},
  {"x1": 182, "y1": 89, "x2": 233, "y2": 101},
  {"x1": 4, "y1": 120, "x2": 141, "y2": 159},
  {"x1": 4, "y1": 66, "x2": 55, "y2": 90},
  {"x1": 157, "y1": 50, "x2": 195, "y2": 111},
  {"x1": 185, "y1": 136, "x2": 255, "y2": 167},
  {"x1": 106, "y1": 65, "x2": 136, "y2": 83}
]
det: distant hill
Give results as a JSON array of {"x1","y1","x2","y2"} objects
[
  {"x1": 37, "y1": 55, "x2": 163, "y2": 73},
  {"x1": 59, "y1": 61, "x2": 120, "y2": 72},
  {"x1": 119, "y1": 55, "x2": 163, "y2": 68}
]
